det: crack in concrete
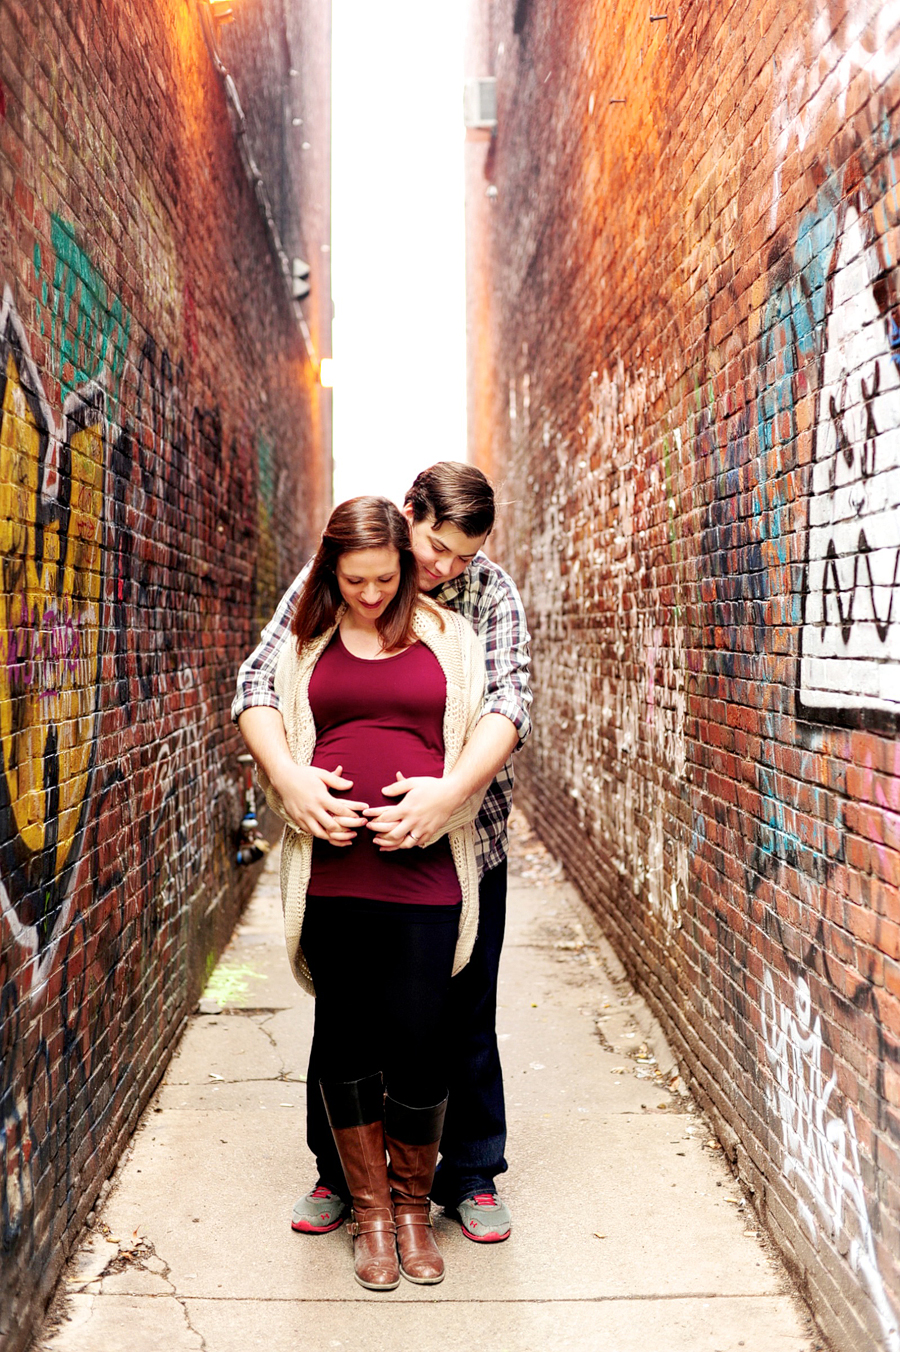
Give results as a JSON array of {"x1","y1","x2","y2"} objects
[
  {"x1": 254, "y1": 1012, "x2": 280, "y2": 1054},
  {"x1": 167, "y1": 1291, "x2": 797, "y2": 1304},
  {"x1": 133, "y1": 1237, "x2": 177, "y2": 1293},
  {"x1": 196, "y1": 1007, "x2": 289, "y2": 1017},
  {"x1": 164, "y1": 1075, "x2": 307, "y2": 1087},
  {"x1": 176, "y1": 1010, "x2": 303, "y2": 1086},
  {"x1": 123, "y1": 1239, "x2": 207, "y2": 1347},
  {"x1": 175, "y1": 1294, "x2": 208, "y2": 1350}
]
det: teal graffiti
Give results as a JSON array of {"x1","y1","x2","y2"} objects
[
  {"x1": 754, "y1": 191, "x2": 840, "y2": 612},
  {"x1": 32, "y1": 241, "x2": 47, "y2": 336},
  {"x1": 257, "y1": 432, "x2": 276, "y2": 508},
  {"x1": 756, "y1": 193, "x2": 835, "y2": 470},
  {"x1": 35, "y1": 216, "x2": 132, "y2": 403},
  {"x1": 755, "y1": 764, "x2": 805, "y2": 874}
]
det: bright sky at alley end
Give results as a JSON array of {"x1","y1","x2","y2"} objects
[{"x1": 331, "y1": 0, "x2": 468, "y2": 509}]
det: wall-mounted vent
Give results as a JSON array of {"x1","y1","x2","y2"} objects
[{"x1": 464, "y1": 78, "x2": 497, "y2": 130}]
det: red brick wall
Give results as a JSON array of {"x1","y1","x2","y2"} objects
[
  {"x1": 0, "y1": 1, "x2": 330, "y2": 1345},
  {"x1": 466, "y1": 2, "x2": 900, "y2": 1348}
]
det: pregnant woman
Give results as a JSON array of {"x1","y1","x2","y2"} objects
[{"x1": 255, "y1": 496, "x2": 485, "y2": 1290}]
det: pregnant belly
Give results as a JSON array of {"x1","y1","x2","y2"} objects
[
  {"x1": 311, "y1": 726, "x2": 444, "y2": 807},
  {"x1": 309, "y1": 723, "x2": 459, "y2": 905}
]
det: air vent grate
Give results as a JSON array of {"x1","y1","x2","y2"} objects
[{"x1": 464, "y1": 78, "x2": 497, "y2": 130}]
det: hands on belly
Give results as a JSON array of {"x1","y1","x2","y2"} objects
[{"x1": 363, "y1": 772, "x2": 458, "y2": 851}]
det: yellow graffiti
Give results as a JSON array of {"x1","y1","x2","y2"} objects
[{"x1": 0, "y1": 351, "x2": 103, "y2": 877}]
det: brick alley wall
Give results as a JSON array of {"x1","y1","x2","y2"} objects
[
  {"x1": 0, "y1": 1, "x2": 330, "y2": 1346},
  {"x1": 466, "y1": 2, "x2": 900, "y2": 1349}
]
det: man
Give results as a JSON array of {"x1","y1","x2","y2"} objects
[{"x1": 233, "y1": 462, "x2": 531, "y2": 1242}]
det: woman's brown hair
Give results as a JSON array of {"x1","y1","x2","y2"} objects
[{"x1": 291, "y1": 496, "x2": 430, "y2": 654}]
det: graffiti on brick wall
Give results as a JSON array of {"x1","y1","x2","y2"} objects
[
  {"x1": 255, "y1": 431, "x2": 284, "y2": 632},
  {"x1": 0, "y1": 288, "x2": 106, "y2": 976},
  {"x1": 483, "y1": 8, "x2": 900, "y2": 1352},
  {"x1": 590, "y1": 366, "x2": 687, "y2": 937},
  {"x1": 762, "y1": 968, "x2": 899, "y2": 1351},
  {"x1": 41, "y1": 217, "x2": 131, "y2": 402},
  {"x1": 799, "y1": 196, "x2": 900, "y2": 719},
  {"x1": 696, "y1": 122, "x2": 900, "y2": 1350},
  {"x1": 763, "y1": 16, "x2": 900, "y2": 727},
  {"x1": 512, "y1": 359, "x2": 688, "y2": 936},
  {"x1": 0, "y1": 285, "x2": 245, "y2": 984},
  {"x1": 767, "y1": 4, "x2": 900, "y2": 237},
  {"x1": 0, "y1": 217, "x2": 274, "y2": 1312},
  {"x1": 698, "y1": 370, "x2": 816, "y2": 892}
]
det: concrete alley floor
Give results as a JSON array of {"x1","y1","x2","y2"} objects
[{"x1": 37, "y1": 813, "x2": 817, "y2": 1352}]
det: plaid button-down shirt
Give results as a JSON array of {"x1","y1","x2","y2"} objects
[{"x1": 232, "y1": 554, "x2": 532, "y2": 878}]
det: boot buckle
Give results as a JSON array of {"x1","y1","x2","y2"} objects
[{"x1": 396, "y1": 1210, "x2": 433, "y2": 1229}]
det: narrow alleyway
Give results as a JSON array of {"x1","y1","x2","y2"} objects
[{"x1": 36, "y1": 816, "x2": 816, "y2": 1352}]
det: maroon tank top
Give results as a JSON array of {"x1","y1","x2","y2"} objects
[{"x1": 307, "y1": 632, "x2": 461, "y2": 905}]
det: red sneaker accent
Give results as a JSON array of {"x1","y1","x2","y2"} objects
[{"x1": 291, "y1": 1214, "x2": 345, "y2": 1234}]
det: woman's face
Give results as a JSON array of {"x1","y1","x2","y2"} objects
[{"x1": 335, "y1": 547, "x2": 402, "y2": 626}]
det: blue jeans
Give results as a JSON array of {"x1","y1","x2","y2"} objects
[{"x1": 306, "y1": 861, "x2": 509, "y2": 1206}]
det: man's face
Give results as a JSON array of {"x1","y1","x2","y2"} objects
[{"x1": 403, "y1": 507, "x2": 488, "y2": 592}]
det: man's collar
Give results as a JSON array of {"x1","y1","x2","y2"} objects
[
  {"x1": 434, "y1": 552, "x2": 484, "y2": 604},
  {"x1": 434, "y1": 575, "x2": 463, "y2": 604}
]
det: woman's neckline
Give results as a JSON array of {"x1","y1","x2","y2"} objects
[{"x1": 335, "y1": 626, "x2": 420, "y2": 663}]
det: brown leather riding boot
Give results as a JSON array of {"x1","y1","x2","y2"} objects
[
  {"x1": 320, "y1": 1073, "x2": 399, "y2": 1291},
  {"x1": 385, "y1": 1094, "x2": 448, "y2": 1285}
]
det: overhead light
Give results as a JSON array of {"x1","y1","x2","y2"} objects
[
  {"x1": 319, "y1": 358, "x2": 334, "y2": 388},
  {"x1": 292, "y1": 257, "x2": 311, "y2": 301},
  {"x1": 208, "y1": 1, "x2": 235, "y2": 25}
]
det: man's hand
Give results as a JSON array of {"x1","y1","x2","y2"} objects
[
  {"x1": 364, "y1": 773, "x2": 459, "y2": 851},
  {"x1": 237, "y1": 706, "x2": 367, "y2": 844},
  {"x1": 272, "y1": 761, "x2": 368, "y2": 844}
]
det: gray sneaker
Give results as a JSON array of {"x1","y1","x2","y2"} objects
[
  {"x1": 452, "y1": 1192, "x2": 511, "y2": 1243},
  {"x1": 291, "y1": 1185, "x2": 347, "y2": 1234}
]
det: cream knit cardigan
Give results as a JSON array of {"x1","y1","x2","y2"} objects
[{"x1": 258, "y1": 602, "x2": 487, "y2": 994}]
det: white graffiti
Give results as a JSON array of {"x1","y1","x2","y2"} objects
[
  {"x1": 767, "y1": 2, "x2": 900, "y2": 233},
  {"x1": 647, "y1": 799, "x2": 683, "y2": 933},
  {"x1": 799, "y1": 200, "x2": 900, "y2": 716},
  {"x1": 512, "y1": 359, "x2": 687, "y2": 933},
  {"x1": 761, "y1": 969, "x2": 899, "y2": 1351}
]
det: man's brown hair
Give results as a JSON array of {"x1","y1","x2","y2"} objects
[{"x1": 404, "y1": 462, "x2": 494, "y2": 539}]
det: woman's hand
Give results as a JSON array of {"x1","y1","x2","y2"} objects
[
  {"x1": 271, "y1": 762, "x2": 368, "y2": 844},
  {"x1": 364, "y1": 772, "x2": 461, "y2": 850}
]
